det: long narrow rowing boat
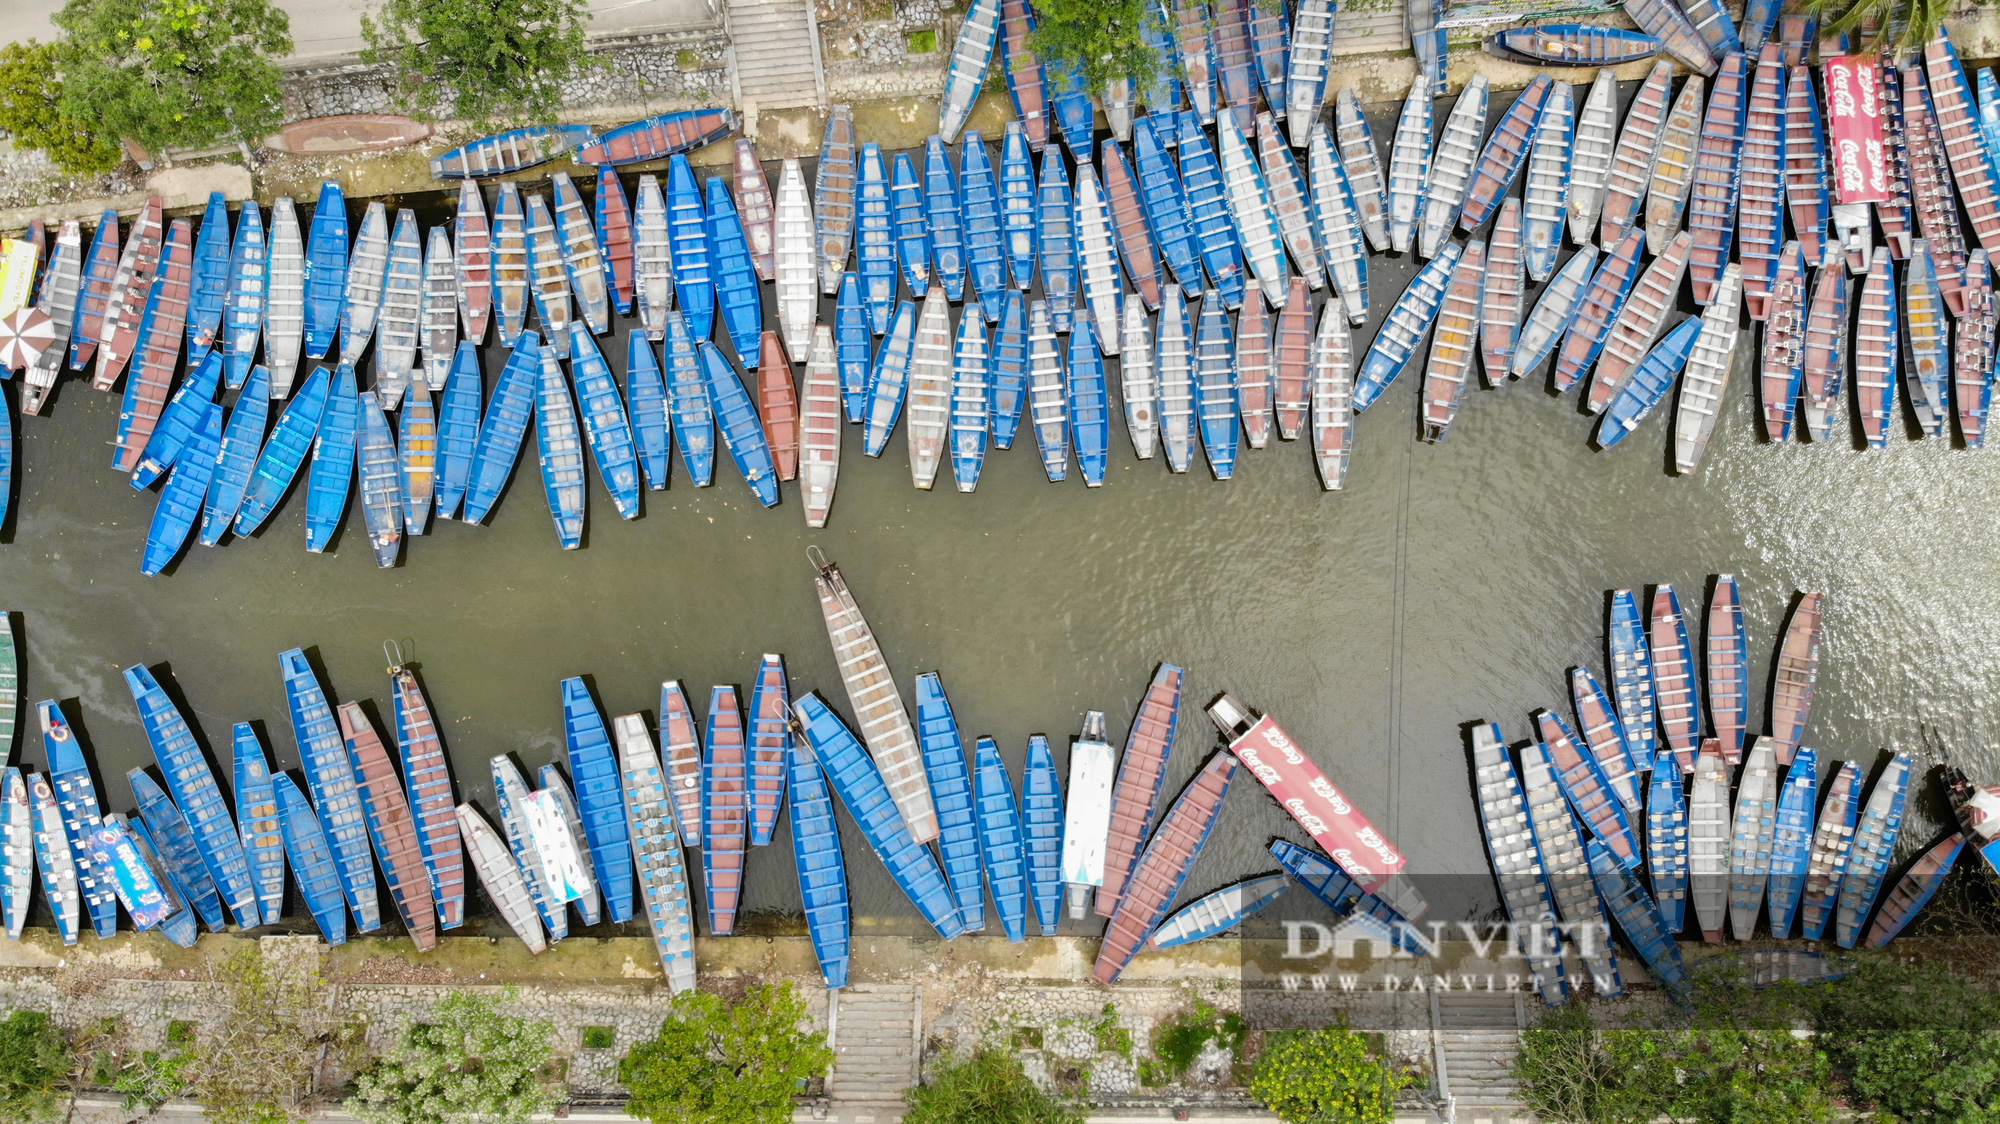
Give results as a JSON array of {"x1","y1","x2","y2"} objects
[
  {"x1": 1095, "y1": 752, "x2": 1237, "y2": 982},
  {"x1": 125, "y1": 665, "x2": 259, "y2": 927},
  {"x1": 232, "y1": 725, "x2": 284, "y2": 925},
  {"x1": 703, "y1": 685, "x2": 748, "y2": 934},
  {"x1": 1470, "y1": 723, "x2": 1570, "y2": 1007},
  {"x1": 339, "y1": 702, "x2": 439, "y2": 950},
  {"x1": 1097, "y1": 664, "x2": 1184, "y2": 918},
  {"x1": 281, "y1": 650, "x2": 379, "y2": 931},
  {"x1": 812, "y1": 556, "x2": 938, "y2": 842},
  {"x1": 1834, "y1": 752, "x2": 1912, "y2": 949},
  {"x1": 915, "y1": 673, "x2": 986, "y2": 931},
  {"x1": 456, "y1": 804, "x2": 545, "y2": 953},
  {"x1": 659, "y1": 681, "x2": 704, "y2": 848},
  {"x1": 274, "y1": 775, "x2": 347, "y2": 944},
  {"x1": 1798, "y1": 760, "x2": 1861, "y2": 940},
  {"x1": 1727, "y1": 738, "x2": 1778, "y2": 939},
  {"x1": 560, "y1": 677, "x2": 636, "y2": 923},
  {"x1": 390, "y1": 659, "x2": 464, "y2": 929},
  {"x1": 785, "y1": 723, "x2": 851, "y2": 987},
  {"x1": 1766, "y1": 744, "x2": 1818, "y2": 938},
  {"x1": 748, "y1": 655, "x2": 792, "y2": 847},
  {"x1": 1518, "y1": 738, "x2": 1625, "y2": 996}
]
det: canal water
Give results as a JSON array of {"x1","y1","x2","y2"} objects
[{"x1": 2, "y1": 97, "x2": 1996, "y2": 943}]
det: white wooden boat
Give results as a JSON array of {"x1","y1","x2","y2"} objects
[
  {"x1": 1146, "y1": 873, "x2": 1289, "y2": 949},
  {"x1": 1120, "y1": 299, "x2": 1157, "y2": 459},
  {"x1": 1798, "y1": 761, "x2": 1861, "y2": 939},
  {"x1": 1852, "y1": 247, "x2": 1896, "y2": 449},
  {"x1": 1336, "y1": 89, "x2": 1391, "y2": 252},
  {"x1": 551, "y1": 173, "x2": 610, "y2": 335},
  {"x1": 1600, "y1": 61, "x2": 1675, "y2": 248},
  {"x1": 1217, "y1": 108, "x2": 1289, "y2": 306},
  {"x1": 493, "y1": 755, "x2": 565, "y2": 940},
  {"x1": 634, "y1": 175, "x2": 674, "y2": 342},
  {"x1": 1103, "y1": 79, "x2": 1134, "y2": 141},
  {"x1": 1285, "y1": 0, "x2": 1337, "y2": 147},
  {"x1": 733, "y1": 139, "x2": 778, "y2": 283},
  {"x1": 1418, "y1": 239, "x2": 1486, "y2": 442},
  {"x1": 801, "y1": 325, "x2": 842, "y2": 527},
  {"x1": 453, "y1": 181, "x2": 492, "y2": 346},
  {"x1": 523, "y1": 193, "x2": 572, "y2": 353},
  {"x1": 1309, "y1": 124, "x2": 1368, "y2": 325},
  {"x1": 1310, "y1": 300, "x2": 1353, "y2": 490},
  {"x1": 907, "y1": 287, "x2": 954, "y2": 490},
  {"x1": 344, "y1": 202, "x2": 391, "y2": 359},
  {"x1": 1508, "y1": 245, "x2": 1596, "y2": 379},
  {"x1": 1481, "y1": 198, "x2": 1524, "y2": 384},
  {"x1": 1420, "y1": 75, "x2": 1490, "y2": 261},
  {"x1": 1388, "y1": 83, "x2": 1434, "y2": 254},
  {"x1": 939, "y1": 0, "x2": 1002, "y2": 142},
  {"x1": 0, "y1": 769, "x2": 33, "y2": 940},
  {"x1": 1688, "y1": 745, "x2": 1730, "y2": 942},
  {"x1": 22, "y1": 222, "x2": 81, "y2": 414},
  {"x1": 1568, "y1": 69, "x2": 1620, "y2": 248},
  {"x1": 1073, "y1": 165, "x2": 1123, "y2": 355},
  {"x1": 812, "y1": 555, "x2": 939, "y2": 842},
  {"x1": 492, "y1": 183, "x2": 531, "y2": 344},
  {"x1": 950, "y1": 309, "x2": 990, "y2": 490},
  {"x1": 1672, "y1": 262, "x2": 1742, "y2": 475},
  {"x1": 1522, "y1": 80, "x2": 1573, "y2": 282},
  {"x1": 1027, "y1": 298, "x2": 1068, "y2": 481},
  {"x1": 1834, "y1": 752, "x2": 1912, "y2": 948},
  {"x1": 1645, "y1": 77, "x2": 1706, "y2": 255},
  {"x1": 1587, "y1": 230, "x2": 1692, "y2": 412},
  {"x1": 1157, "y1": 283, "x2": 1195, "y2": 473},
  {"x1": 1904, "y1": 240, "x2": 1951, "y2": 438},
  {"x1": 1469, "y1": 723, "x2": 1570, "y2": 1007},
  {"x1": 1255, "y1": 112, "x2": 1322, "y2": 288},
  {"x1": 1727, "y1": 738, "x2": 1777, "y2": 940},
  {"x1": 377, "y1": 210, "x2": 422, "y2": 406},
  {"x1": 1519, "y1": 738, "x2": 1625, "y2": 996},
  {"x1": 456, "y1": 803, "x2": 547, "y2": 954},
  {"x1": 613, "y1": 714, "x2": 698, "y2": 992},
  {"x1": 420, "y1": 227, "x2": 458, "y2": 391},
  {"x1": 776, "y1": 159, "x2": 817, "y2": 359},
  {"x1": 265, "y1": 198, "x2": 305, "y2": 397}
]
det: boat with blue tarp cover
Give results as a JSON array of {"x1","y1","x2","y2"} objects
[
  {"x1": 304, "y1": 362, "x2": 358, "y2": 553},
  {"x1": 705, "y1": 176, "x2": 764, "y2": 365},
  {"x1": 232, "y1": 364, "x2": 330, "y2": 534},
  {"x1": 990, "y1": 290, "x2": 1028, "y2": 448},
  {"x1": 667, "y1": 156, "x2": 714, "y2": 341},
  {"x1": 857, "y1": 143, "x2": 897, "y2": 333},
  {"x1": 961, "y1": 133, "x2": 1007, "y2": 321},
  {"x1": 434, "y1": 344, "x2": 483, "y2": 519},
  {"x1": 273, "y1": 774, "x2": 347, "y2": 944},
  {"x1": 45, "y1": 702, "x2": 118, "y2": 938},
  {"x1": 1023, "y1": 735, "x2": 1064, "y2": 936},
  {"x1": 281, "y1": 648, "x2": 381, "y2": 931},
  {"x1": 915, "y1": 673, "x2": 985, "y2": 932},
  {"x1": 926, "y1": 138, "x2": 966, "y2": 302},
  {"x1": 141, "y1": 404, "x2": 220, "y2": 577},
  {"x1": 200, "y1": 366, "x2": 271, "y2": 545},
  {"x1": 462, "y1": 336, "x2": 540, "y2": 525},
  {"x1": 974, "y1": 736, "x2": 1030, "y2": 942},
  {"x1": 664, "y1": 312, "x2": 716, "y2": 486},
  {"x1": 125, "y1": 664, "x2": 259, "y2": 926},
  {"x1": 566, "y1": 324, "x2": 642, "y2": 520},
  {"x1": 128, "y1": 768, "x2": 226, "y2": 930},
  {"x1": 233, "y1": 723, "x2": 284, "y2": 925},
  {"x1": 700, "y1": 341, "x2": 780, "y2": 507},
  {"x1": 892, "y1": 152, "x2": 931, "y2": 294},
  {"x1": 627, "y1": 333, "x2": 672, "y2": 491},
  {"x1": 560, "y1": 677, "x2": 636, "y2": 924},
  {"x1": 792, "y1": 694, "x2": 964, "y2": 938},
  {"x1": 303, "y1": 183, "x2": 347, "y2": 361},
  {"x1": 115, "y1": 815, "x2": 198, "y2": 945}
]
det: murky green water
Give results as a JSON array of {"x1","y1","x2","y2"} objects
[{"x1": 3, "y1": 102, "x2": 1995, "y2": 942}]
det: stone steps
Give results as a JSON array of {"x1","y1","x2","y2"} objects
[
  {"x1": 726, "y1": 0, "x2": 821, "y2": 110},
  {"x1": 831, "y1": 985, "x2": 919, "y2": 1103}
]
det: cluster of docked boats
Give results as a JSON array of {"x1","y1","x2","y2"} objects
[
  {"x1": 0, "y1": 558, "x2": 1426, "y2": 989},
  {"x1": 1471, "y1": 577, "x2": 2000, "y2": 1008}
]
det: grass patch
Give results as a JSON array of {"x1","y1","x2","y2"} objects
[
  {"x1": 1151, "y1": 999, "x2": 1244, "y2": 1081},
  {"x1": 675, "y1": 49, "x2": 700, "y2": 69},
  {"x1": 1013, "y1": 1025, "x2": 1044, "y2": 1049},
  {"x1": 581, "y1": 1025, "x2": 616, "y2": 1050},
  {"x1": 1089, "y1": 1005, "x2": 1132, "y2": 1060},
  {"x1": 164, "y1": 1021, "x2": 194, "y2": 1046},
  {"x1": 907, "y1": 28, "x2": 939, "y2": 53}
]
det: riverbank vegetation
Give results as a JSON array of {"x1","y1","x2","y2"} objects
[
  {"x1": 0, "y1": 1011, "x2": 71, "y2": 1124},
  {"x1": 0, "y1": 42, "x2": 125, "y2": 175},
  {"x1": 903, "y1": 1048, "x2": 1086, "y2": 1124},
  {"x1": 347, "y1": 990, "x2": 557, "y2": 1124},
  {"x1": 360, "y1": 0, "x2": 594, "y2": 128},
  {"x1": 1248, "y1": 1021, "x2": 1399, "y2": 1124},
  {"x1": 618, "y1": 982, "x2": 833, "y2": 1124}
]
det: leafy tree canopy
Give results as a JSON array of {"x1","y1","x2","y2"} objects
[
  {"x1": 0, "y1": 41, "x2": 124, "y2": 174},
  {"x1": 0, "y1": 1010, "x2": 72, "y2": 1124},
  {"x1": 1804, "y1": 0, "x2": 1946, "y2": 54},
  {"x1": 902, "y1": 1048, "x2": 1085, "y2": 1124},
  {"x1": 52, "y1": 0, "x2": 291, "y2": 153},
  {"x1": 1027, "y1": 0, "x2": 1163, "y2": 97},
  {"x1": 1805, "y1": 957, "x2": 2000, "y2": 1123},
  {"x1": 360, "y1": 0, "x2": 592, "y2": 128},
  {"x1": 347, "y1": 989, "x2": 557, "y2": 1124},
  {"x1": 619, "y1": 984, "x2": 833, "y2": 1124},
  {"x1": 1249, "y1": 1022, "x2": 1397, "y2": 1124}
]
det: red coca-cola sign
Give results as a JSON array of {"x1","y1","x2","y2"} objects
[
  {"x1": 1825, "y1": 56, "x2": 1891, "y2": 205},
  {"x1": 1224, "y1": 714, "x2": 1413, "y2": 896}
]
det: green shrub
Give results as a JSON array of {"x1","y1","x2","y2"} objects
[
  {"x1": 347, "y1": 990, "x2": 555, "y2": 1124},
  {"x1": 1088, "y1": 1005, "x2": 1131, "y2": 1059},
  {"x1": 0, "y1": 41, "x2": 123, "y2": 174},
  {"x1": 580, "y1": 1025, "x2": 615, "y2": 1050},
  {"x1": 0, "y1": 1011, "x2": 71, "y2": 1124},
  {"x1": 905, "y1": 29, "x2": 937, "y2": 54},
  {"x1": 1151, "y1": 998, "x2": 1243, "y2": 1080},
  {"x1": 1807, "y1": 957, "x2": 2000, "y2": 1123},
  {"x1": 1027, "y1": 0, "x2": 1160, "y2": 96},
  {"x1": 619, "y1": 983, "x2": 832, "y2": 1124},
  {"x1": 52, "y1": 0, "x2": 292, "y2": 153},
  {"x1": 361, "y1": 0, "x2": 592, "y2": 128},
  {"x1": 1249, "y1": 1022, "x2": 1396, "y2": 1124},
  {"x1": 902, "y1": 1048, "x2": 1084, "y2": 1124}
]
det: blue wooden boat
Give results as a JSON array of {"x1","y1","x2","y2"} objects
[
  {"x1": 1148, "y1": 873, "x2": 1287, "y2": 949},
  {"x1": 1765, "y1": 744, "x2": 1818, "y2": 938},
  {"x1": 1835, "y1": 752, "x2": 1912, "y2": 949},
  {"x1": 1979, "y1": 68, "x2": 2000, "y2": 191},
  {"x1": 69, "y1": 211, "x2": 120, "y2": 371},
  {"x1": 665, "y1": 312, "x2": 716, "y2": 487},
  {"x1": 1353, "y1": 243, "x2": 1463, "y2": 412},
  {"x1": 856, "y1": 144, "x2": 897, "y2": 334},
  {"x1": 532, "y1": 345, "x2": 587, "y2": 549},
  {"x1": 1139, "y1": 11, "x2": 1181, "y2": 133},
  {"x1": 950, "y1": 312, "x2": 990, "y2": 492},
  {"x1": 96, "y1": 817, "x2": 182, "y2": 933},
  {"x1": 627, "y1": 333, "x2": 671, "y2": 491},
  {"x1": 1488, "y1": 25, "x2": 1663, "y2": 66},
  {"x1": 1193, "y1": 292, "x2": 1238, "y2": 479},
  {"x1": 0, "y1": 769, "x2": 32, "y2": 940},
  {"x1": 793, "y1": 693, "x2": 964, "y2": 938},
  {"x1": 939, "y1": 0, "x2": 1001, "y2": 142},
  {"x1": 1538, "y1": 709, "x2": 1642, "y2": 871},
  {"x1": 1246, "y1": 0, "x2": 1287, "y2": 107},
  {"x1": 232, "y1": 723, "x2": 284, "y2": 925},
  {"x1": 559, "y1": 677, "x2": 635, "y2": 924},
  {"x1": 128, "y1": 768, "x2": 227, "y2": 930},
  {"x1": 304, "y1": 361, "x2": 357, "y2": 553},
  {"x1": 1134, "y1": 117, "x2": 1202, "y2": 293},
  {"x1": 914, "y1": 673, "x2": 986, "y2": 933},
  {"x1": 787, "y1": 733, "x2": 852, "y2": 987},
  {"x1": 434, "y1": 343, "x2": 482, "y2": 519},
  {"x1": 974, "y1": 736, "x2": 1030, "y2": 942},
  {"x1": 141, "y1": 403, "x2": 220, "y2": 577},
  {"x1": 1046, "y1": 56, "x2": 1096, "y2": 163},
  {"x1": 696, "y1": 341, "x2": 780, "y2": 507},
  {"x1": 1595, "y1": 317, "x2": 1703, "y2": 448},
  {"x1": 1175, "y1": 114, "x2": 1248, "y2": 310},
  {"x1": 667, "y1": 156, "x2": 715, "y2": 341},
  {"x1": 999, "y1": 125, "x2": 1039, "y2": 294},
  {"x1": 704, "y1": 176, "x2": 764, "y2": 366},
  {"x1": 431, "y1": 124, "x2": 593, "y2": 178},
  {"x1": 131, "y1": 349, "x2": 223, "y2": 489},
  {"x1": 566, "y1": 324, "x2": 641, "y2": 520},
  {"x1": 990, "y1": 290, "x2": 1028, "y2": 449},
  {"x1": 462, "y1": 336, "x2": 540, "y2": 524},
  {"x1": 280, "y1": 648, "x2": 381, "y2": 931},
  {"x1": 1068, "y1": 319, "x2": 1110, "y2": 486},
  {"x1": 1023, "y1": 734, "x2": 1063, "y2": 936},
  {"x1": 26, "y1": 772, "x2": 82, "y2": 944},
  {"x1": 492, "y1": 756, "x2": 566, "y2": 938},
  {"x1": 572, "y1": 111, "x2": 733, "y2": 166},
  {"x1": 125, "y1": 664, "x2": 260, "y2": 926},
  {"x1": 892, "y1": 152, "x2": 931, "y2": 295},
  {"x1": 863, "y1": 300, "x2": 918, "y2": 457},
  {"x1": 1284, "y1": 0, "x2": 1333, "y2": 145},
  {"x1": 550, "y1": 174, "x2": 609, "y2": 337},
  {"x1": 1586, "y1": 838, "x2": 1693, "y2": 1006},
  {"x1": 960, "y1": 134, "x2": 1007, "y2": 321},
  {"x1": 1462, "y1": 78, "x2": 1553, "y2": 232},
  {"x1": 187, "y1": 192, "x2": 230, "y2": 355},
  {"x1": 272, "y1": 773, "x2": 347, "y2": 944},
  {"x1": 1270, "y1": 839, "x2": 1425, "y2": 953},
  {"x1": 492, "y1": 185, "x2": 529, "y2": 344},
  {"x1": 117, "y1": 815, "x2": 199, "y2": 946},
  {"x1": 355, "y1": 391, "x2": 404, "y2": 567},
  {"x1": 232, "y1": 364, "x2": 329, "y2": 535},
  {"x1": 303, "y1": 183, "x2": 347, "y2": 361},
  {"x1": 1645, "y1": 746, "x2": 1689, "y2": 934},
  {"x1": 1026, "y1": 299, "x2": 1068, "y2": 480},
  {"x1": 44, "y1": 702, "x2": 118, "y2": 939},
  {"x1": 113, "y1": 220, "x2": 193, "y2": 474},
  {"x1": 522, "y1": 194, "x2": 572, "y2": 358},
  {"x1": 1605, "y1": 589, "x2": 1656, "y2": 768},
  {"x1": 199, "y1": 366, "x2": 271, "y2": 546},
  {"x1": 925, "y1": 138, "x2": 967, "y2": 302},
  {"x1": 1036, "y1": 152, "x2": 1076, "y2": 333},
  {"x1": 830, "y1": 274, "x2": 870, "y2": 423},
  {"x1": 221, "y1": 200, "x2": 266, "y2": 388}
]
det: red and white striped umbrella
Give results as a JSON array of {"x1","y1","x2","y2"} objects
[{"x1": 0, "y1": 307, "x2": 54, "y2": 371}]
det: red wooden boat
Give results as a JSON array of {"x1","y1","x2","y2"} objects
[
  {"x1": 660, "y1": 681, "x2": 704, "y2": 848},
  {"x1": 1101, "y1": 140, "x2": 1164, "y2": 311},
  {"x1": 595, "y1": 166, "x2": 636, "y2": 316},
  {"x1": 1093, "y1": 751, "x2": 1238, "y2": 983},
  {"x1": 1902, "y1": 61, "x2": 1970, "y2": 314},
  {"x1": 1687, "y1": 52, "x2": 1748, "y2": 307},
  {"x1": 1536, "y1": 709, "x2": 1639, "y2": 866},
  {"x1": 1235, "y1": 292, "x2": 1273, "y2": 449},
  {"x1": 757, "y1": 332, "x2": 800, "y2": 481},
  {"x1": 1553, "y1": 228, "x2": 1645, "y2": 394},
  {"x1": 1879, "y1": 62, "x2": 1917, "y2": 260},
  {"x1": 748, "y1": 654, "x2": 790, "y2": 846},
  {"x1": 1650, "y1": 584, "x2": 1702, "y2": 773},
  {"x1": 1481, "y1": 197, "x2": 1525, "y2": 385},
  {"x1": 1461, "y1": 76, "x2": 1552, "y2": 231},
  {"x1": 1957, "y1": 250, "x2": 1995, "y2": 448},
  {"x1": 1587, "y1": 230, "x2": 1691, "y2": 413},
  {"x1": 1766, "y1": 591, "x2": 1823, "y2": 767},
  {"x1": 733, "y1": 139, "x2": 778, "y2": 283},
  {"x1": 1273, "y1": 277, "x2": 1312, "y2": 440},
  {"x1": 1801, "y1": 266, "x2": 1850, "y2": 443},
  {"x1": 1096, "y1": 663, "x2": 1185, "y2": 920},
  {"x1": 1864, "y1": 832, "x2": 1965, "y2": 948},
  {"x1": 70, "y1": 212, "x2": 119, "y2": 370},
  {"x1": 572, "y1": 108, "x2": 737, "y2": 166},
  {"x1": 338, "y1": 701, "x2": 440, "y2": 951},
  {"x1": 1419, "y1": 238, "x2": 1486, "y2": 443},
  {"x1": 95, "y1": 195, "x2": 164, "y2": 391},
  {"x1": 1783, "y1": 67, "x2": 1829, "y2": 269},
  {"x1": 392, "y1": 665, "x2": 466, "y2": 929},
  {"x1": 1924, "y1": 36, "x2": 2000, "y2": 256},
  {"x1": 1757, "y1": 243, "x2": 1808, "y2": 441},
  {"x1": 1739, "y1": 47, "x2": 1789, "y2": 320},
  {"x1": 1600, "y1": 61, "x2": 1675, "y2": 248},
  {"x1": 702, "y1": 685, "x2": 748, "y2": 935},
  {"x1": 1000, "y1": 0, "x2": 1049, "y2": 150},
  {"x1": 111, "y1": 219, "x2": 193, "y2": 474},
  {"x1": 455, "y1": 182, "x2": 493, "y2": 344}
]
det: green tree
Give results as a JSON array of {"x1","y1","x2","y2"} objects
[
  {"x1": 1249, "y1": 1022, "x2": 1397, "y2": 1124},
  {"x1": 360, "y1": 0, "x2": 592, "y2": 127},
  {"x1": 619, "y1": 984, "x2": 833, "y2": 1124},
  {"x1": 0, "y1": 1011, "x2": 72, "y2": 1124},
  {"x1": 347, "y1": 989, "x2": 556, "y2": 1124},
  {"x1": 1807, "y1": 958, "x2": 2000, "y2": 1123},
  {"x1": 0, "y1": 41, "x2": 124, "y2": 174},
  {"x1": 1028, "y1": 0, "x2": 1162, "y2": 97},
  {"x1": 1804, "y1": 0, "x2": 1946, "y2": 53},
  {"x1": 51, "y1": 0, "x2": 292, "y2": 153},
  {"x1": 902, "y1": 1049, "x2": 1084, "y2": 1124}
]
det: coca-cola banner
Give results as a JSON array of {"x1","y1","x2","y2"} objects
[
  {"x1": 1825, "y1": 55, "x2": 1891, "y2": 205},
  {"x1": 1224, "y1": 714, "x2": 1411, "y2": 895}
]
